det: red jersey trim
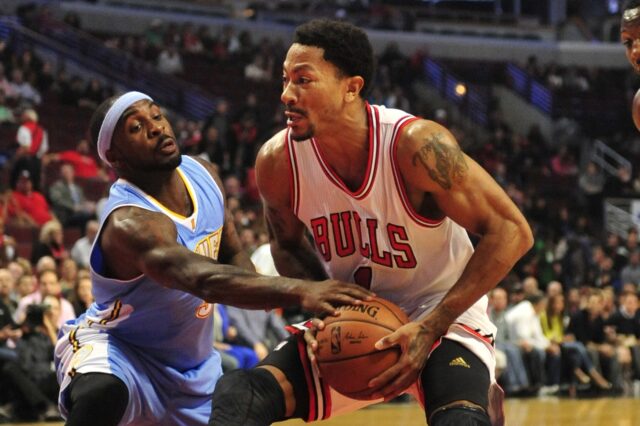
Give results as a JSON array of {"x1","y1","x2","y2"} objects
[
  {"x1": 309, "y1": 103, "x2": 379, "y2": 200},
  {"x1": 456, "y1": 323, "x2": 495, "y2": 346},
  {"x1": 285, "y1": 130, "x2": 301, "y2": 215},
  {"x1": 390, "y1": 117, "x2": 446, "y2": 228},
  {"x1": 296, "y1": 335, "x2": 318, "y2": 421}
]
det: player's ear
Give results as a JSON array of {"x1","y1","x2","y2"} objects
[
  {"x1": 105, "y1": 148, "x2": 122, "y2": 168},
  {"x1": 345, "y1": 76, "x2": 364, "y2": 102}
]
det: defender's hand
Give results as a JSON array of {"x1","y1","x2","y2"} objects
[{"x1": 299, "y1": 280, "x2": 374, "y2": 316}]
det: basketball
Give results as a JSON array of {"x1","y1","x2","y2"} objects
[
  {"x1": 633, "y1": 88, "x2": 640, "y2": 132},
  {"x1": 315, "y1": 296, "x2": 409, "y2": 399}
]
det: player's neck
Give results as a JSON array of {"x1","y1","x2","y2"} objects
[
  {"x1": 314, "y1": 104, "x2": 370, "y2": 191},
  {"x1": 126, "y1": 170, "x2": 193, "y2": 216}
]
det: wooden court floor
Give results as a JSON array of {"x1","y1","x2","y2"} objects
[{"x1": 10, "y1": 397, "x2": 640, "y2": 425}]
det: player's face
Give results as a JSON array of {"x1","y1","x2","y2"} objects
[
  {"x1": 111, "y1": 100, "x2": 181, "y2": 171},
  {"x1": 621, "y1": 17, "x2": 640, "y2": 73},
  {"x1": 281, "y1": 44, "x2": 348, "y2": 141}
]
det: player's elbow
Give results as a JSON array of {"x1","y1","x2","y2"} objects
[{"x1": 514, "y1": 218, "x2": 534, "y2": 258}]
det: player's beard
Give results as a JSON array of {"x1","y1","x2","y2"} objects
[{"x1": 291, "y1": 123, "x2": 316, "y2": 142}]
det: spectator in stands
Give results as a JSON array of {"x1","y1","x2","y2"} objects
[
  {"x1": 489, "y1": 287, "x2": 530, "y2": 395},
  {"x1": 244, "y1": 54, "x2": 272, "y2": 82},
  {"x1": 7, "y1": 170, "x2": 53, "y2": 227},
  {"x1": 2, "y1": 300, "x2": 60, "y2": 421},
  {"x1": 0, "y1": 64, "x2": 17, "y2": 100},
  {"x1": 606, "y1": 291, "x2": 640, "y2": 383},
  {"x1": 540, "y1": 293, "x2": 611, "y2": 396},
  {"x1": 14, "y1": 274, "x2": 33, "y2": 302},
  {"x1": 9, "y1": 69, "x2": 41, "y2": 106},
  {"x1": 156, "y1": 44, "x2": 184, "y2": 75},
  {"x1": 212, "y1": 304, "x2": 258, "y2": 370},
  {"x1": 0, "y1": 219, "x2": 17, "y2": 266},
  {"x1": 12, "y1": 109, "x2": 48, "y2": 191},
  {"x1": 70, "y1": 219, "x2": 98, "y2": 269},
  {"x1": 30, "y1": 220, "x2": 68, "y2": 265},
  {"x1": 0, "y1": 90, "x2": 15, "y2": 125},
  {"x1": 58, "y1": 258, "x2": 78, "y2": 297},
  {"x1": 621, "y1": 250, "x2": 640, "y2": 287},
  {"x1": 46, "y1": 139, "x2": 106, "y2": 181},
  {"x1": 506, "y1": 292, "x2": 560, "y2": 393},
  {"x1": 578, "y1": 161, "x2": 605, "y2": 220},
  {"x1": 567, "y1": 290, "x2": 623, "y2": 391},
  {"x1": 224, "y1": 305, "x2": 289, "y2": 361},
  {"x1": 68, "y1": 273, "x2": 92, "y2": 317},
  {"x1": 48, "y1": 163, "x2": 96, "y2": 229},
  {"x1": 13, "y1": 268, "x2": 74, "y2": 329},
  {"x1": 0, "y1": 268, "x2": 17, "y2": 317}
]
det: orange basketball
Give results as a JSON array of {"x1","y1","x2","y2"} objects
[
  {"x1": 633, "y1": 88, "x2": 640, "y2": 132},
  {"x1": 315, "y1": 296, "x2": 409, "y2": 400}
]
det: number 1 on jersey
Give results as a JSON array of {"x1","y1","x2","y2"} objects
[{"x1": 353, "y1": 266, "x2": 372, "y2": 290}]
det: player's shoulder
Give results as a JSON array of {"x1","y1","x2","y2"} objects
[
  {"x1": 255, "y1": 129, "x2": 291, "y2": 201},
  {"x1": 398, "y1": 118, "x2": 460, "y2": 150},
  {"x1": 257, "y1": 129, "x2": 288, "y2": 162}
]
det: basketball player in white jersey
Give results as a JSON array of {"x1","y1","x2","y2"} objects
[
  {"x1": 54, "y1": 92, "x2": 372, "y2": 426},
  {"x1": 209, "y1": 19, "x2": 533, "y2": 426}
]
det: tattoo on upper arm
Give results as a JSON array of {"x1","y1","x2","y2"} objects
[{"x1": 412, "y1": 133, "x2": 468, "y2": 190}]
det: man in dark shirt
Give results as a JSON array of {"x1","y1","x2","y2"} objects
[
  {"x1": 567, "y1": 291, "x2": 622, "y2": 390},
  {"x1": 607, "y1": 292, "x2": 640, "y2": 379}
]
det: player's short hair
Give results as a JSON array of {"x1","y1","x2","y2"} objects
[
  {"x1": 88, "y1": 95, "x2": 120, "y2": 151},
  {"x1": 293, "y1": 19, "x2": 375, "y2": 99}
]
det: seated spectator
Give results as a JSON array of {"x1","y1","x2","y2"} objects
[
  {"x1": 212, "y1": 304, "x2": 258, "y2": 371},
  {"x1": 9, "y1": 68, "x2": 41, "y2": 106},
  {"x1": 45, "y1": 139, "x2": 106, "y2": 181},
  {"x1": 506, "y1": 292, "x2": 561, "y2": 394},
  {"x1": 489, "y1": 287, "x2": 530, "y2": 395},
  {"x1": 621, "y1": 250, "x2": 640, "y2": 287},
  {"x1": 13, "y1": 269, "x2": 74, "y2": 329},
  {"x1": 0, "y1": 268, "x2": 17, "y2": 317},
  {"x1": 567, "y1": 290, "x2": 623, "y2": 391},
  {"x1": 30, "y1": 220, "x2": 68, "y2": 265},
  {"x1": 11, "y1": 109, "x2": 48, "y2": 191},
  {"x1": 606, "y1": 291, "x2": 640, "y2": 383},
  {"x1": 68, "y1": 272, "x2": 92, "y2": 317},
  {"x1": 224, "y1": 305, "x2": 289, "y2": 361},
  {"x1": 70, "y1": 219, "x2": 98, "y2": 269},
  {"x1": 1, "y1": 302, "x2": 60, "y2": 421},
  {"x1": 7, "y1": 170, "x2": 53, "y2": 227},
  {"x1": 0, "y1": 90, "x2": 15, "y2": 125},
  {"x1": 156, "y1": 44, "x2": 183, "y2": 74},
  {"x1": 57, "y1": 258, "x2": 78, "y2": 297},
  {"x1": 48, "y1": 163, "x2": 96, "y2": 229},
  {"x1": 14, "y1": 274, "x2": 34, "y2": 301},
  {"x1": 540, "y1": 293, "x2": 611, "y2": 396}
]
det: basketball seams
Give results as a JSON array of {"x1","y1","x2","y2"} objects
[
  {"x1": 322, "y1": 319, "x2": 398, "y2": 331},
  {"x1": 318, "y1": 346, "x2": 400, "y2": 364}
]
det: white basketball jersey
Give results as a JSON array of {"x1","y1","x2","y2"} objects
[{"x1": 287, "y1": 104, "x2": 495, "y2": 337}]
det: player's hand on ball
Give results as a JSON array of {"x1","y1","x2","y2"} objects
[
  {"x1": 366, "y1": 322, "x2": 435, "y2": 401},
  {"x1": 303, "y1": 318, "x2": 324, "y2": 377},
  {"x1": 299, "y1": 280, "x2": 374, "y2": 316}
]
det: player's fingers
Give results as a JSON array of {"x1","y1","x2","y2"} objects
[
  {"x1": 342, "y1": 285, "x2": 376, "y2": 300},
  {"x1": 375, "y1": 330, "x2": 400, "y2": 350},
  {"x1": 317, "y1": 301, "x2": 339, "y2": 316},
  {"x1": 367, "y1": 362, "x2": 401, "y2": 389}
]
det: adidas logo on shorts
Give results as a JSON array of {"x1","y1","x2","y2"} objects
[{"x1": 449, "y1": 357, "x2": 471, "y2": 368}]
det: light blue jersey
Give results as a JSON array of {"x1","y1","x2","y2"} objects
[{"x1": 55, "y1": 156, "x2": 225, "y2": 425}]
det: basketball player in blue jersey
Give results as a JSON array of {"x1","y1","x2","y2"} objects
[
  {"x1": 209, "y1": 20, "x2": 533, "y2": 426},
  {"x1": 53, "y1": 91, "x2": 373, "y2": 426}
]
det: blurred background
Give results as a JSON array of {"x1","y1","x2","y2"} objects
[{"x1": 1, "y1": 0, "x2": 640, "y2": 422}]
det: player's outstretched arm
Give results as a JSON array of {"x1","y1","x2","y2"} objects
[
  {"x1": 100, "y1": 206, "x2": 371, "y2": 315},
  {"x1": 255, "y1": 131, "x2": 330, "y2": 281}
]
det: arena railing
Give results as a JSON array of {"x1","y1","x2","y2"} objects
[{"x1": 0, "y1": 16, "x2": 217, "y2": 121}]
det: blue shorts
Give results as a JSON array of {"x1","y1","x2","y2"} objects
[{"x1": 55, "y1": 323, "x2": 222, "y2": 425}]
